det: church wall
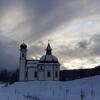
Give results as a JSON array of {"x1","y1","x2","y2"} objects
[
  {"x1": 38, "y1": 63, "x2": 60, "y2": 81},
  {"x1": 44, "y1": 64, "x2": 54, "y2": 80},
  {"x1": 38, "y1": 64, "x2": 45, "y2": 80},
  {"x1": 53, "y1": 66, "x2": 60, "y2": 80},
  {"x1": 53, "y1": 70, "x2": 59, "y2": 80},
  {"x1": 28, "y1": 67, "x2": 38, "y2": 81}
]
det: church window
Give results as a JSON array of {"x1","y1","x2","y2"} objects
[
  {"x1": 39, "y1": 66, "x2": 44, "y2": 71},
  {"x1": 55, "y1": 71, "x2": 58, "y2": 78},
  {"x1": 47, "y1": 71, "x2": 50, "y2": 77},
  {"x1": 34, "y1": 71, "x2": 37, "y2": 78},
  {"x1": 40, "y1": 67, "x2": 43, "y2": 70},
  {"x1": 22, "y1": 53, "x2": 24, "y2": 57},
  {"x1": 25, "y1": 71, "x2": 28, "y2": 80}
]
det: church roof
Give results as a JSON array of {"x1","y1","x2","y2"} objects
[
  {"x1": 40, "y1": 43, "x2": 59, "y2": 63},
  {"x1": 40, "y1": 55, "x2": 58, "y2": 63},
  {"x1": 26, "y1": 60, "x2": 39, "y2": 67}
]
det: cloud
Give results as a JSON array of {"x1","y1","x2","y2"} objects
[
  {"x1": 77, "y1": 40, "x2": 89, "y2": 49},
  {"x1": 54, "y1": 33, "x2": 100, "y2": 69},
  {"x1": 0, "y1": 0, "x2": 100, "y2": 69},
  {"x1": 0, "y1": 34, "x2": 19, "y2": 70},
  {"x1": 89, "y1": 34, "x2": 100, "y2": 56}
]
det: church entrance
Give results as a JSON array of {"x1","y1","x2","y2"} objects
[{"x1": 38, "y1": 66, "x2": 44, "y2": 80}]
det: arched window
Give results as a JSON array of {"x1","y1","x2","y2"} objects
[
  {"x1": 47, "y1": 71, "x2": 50, "y2": 77},
  {"x1": 34, "y1": 71, "x2": 37, "y2": 78},
  {"x1": 55, "y1": 71, "x2": 58, "y2": 78},
  {"x1": 39, "y1": 66, "x2": 44, "y2": 71},
  {"x1": 22, "y1": 53, "x2": 24, "y2": 57}
]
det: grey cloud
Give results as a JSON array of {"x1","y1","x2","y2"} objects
[
  {"x1": 28, "y1": 45, "x2": 44, "y2": 59},
  {"x1": 0, "y1": 0, "x2": 100, "y2": 69},
  {"x1": 23, "y1": 0, "x2": 100, "y2": 41},
  {"x1": 77, "y1": 40, "x2": 89, "y2": 49},
  {"x1": 1, "y1": 0, "x2": 100, "y2": 41},
  {"x1": 0, "y1": 34, "x2": 19, "y2": 70},
  {"x1": 58, "y1": 41, "x2": 89, "y2": 59},
  {"x1": 89, "y1": 34, "x2": 100, "y2": 56},
  {"x1": 27, "y1": 40, "x2": 48, "y2": 59},
  {"x1": 57, "y1": 33, "x2": 100, "y2": 60}
]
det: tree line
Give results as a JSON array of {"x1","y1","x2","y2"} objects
[
  {"x1": 60, "y1": 65, "x2": 100, "y2": 81},
  {"x1": 0, "y1": 69, "x2": 19, "y2": 84}
]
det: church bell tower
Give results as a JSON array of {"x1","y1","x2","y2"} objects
[{"x1": 19, "y1": 42, "x2": 27, "y2": 81}]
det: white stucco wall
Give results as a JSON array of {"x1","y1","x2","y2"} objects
[
  {"x1": 45, "y1": 64, "x2": 53, "y2": 80},
  {"x1": 28, "y1": 67, "x2": 38, "y2": 80},
  {"x1": 19, "y1": 60, "x2": 26, "y2": 81},
  {"x1": 20, "y1": 60, "x2": 60, "y2": 81},
  {"x1": 53, "y1": 65, "x2": 60, "y2": 80},
  {"x1": 38, "y1": 63, "x2": 60, "y2": 81}
]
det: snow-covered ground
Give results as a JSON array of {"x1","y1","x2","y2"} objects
[{"x1": 0, "y1": 75, "x2": 100, "y2": 100}]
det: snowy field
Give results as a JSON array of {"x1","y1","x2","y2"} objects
[{"x1": 0, "y1": 75, "x2": 100, "y2": 100}]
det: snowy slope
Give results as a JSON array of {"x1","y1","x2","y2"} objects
[{"x1": 0, "y1": 75, "x2": 100, "y2": 100}]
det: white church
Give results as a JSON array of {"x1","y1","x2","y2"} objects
[{"x1": 19, "y1": 42, "x2": 60, "y2": 81}]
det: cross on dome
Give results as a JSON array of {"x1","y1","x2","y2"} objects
[{"x1": 46, "y1": 41, "x2": 52, "y2": 55}]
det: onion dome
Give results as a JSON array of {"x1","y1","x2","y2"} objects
[
  {"x1": 20, "y1": 43, "x2": 27, "y2": 49},
  {"x1": 40, "y1": 43, "x2": 58, "y2": 63}
]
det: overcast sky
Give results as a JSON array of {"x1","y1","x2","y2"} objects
[{"x1": 0, "y1": 0, "x2": 100, "y2": 70}]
